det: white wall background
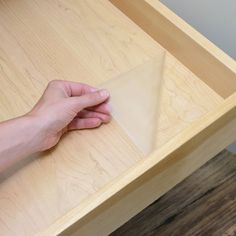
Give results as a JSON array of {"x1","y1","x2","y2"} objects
[
  {"x1": 161, "y1": 0, "x2": 236, "y2": 153},
  {"x1": 161, "y1": 0, "x2": 236, "y2": 60}
]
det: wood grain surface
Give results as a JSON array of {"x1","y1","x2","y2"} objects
[
  {"x1": 155, "y1": 52, "x2": 223, "y2": 149},
  {"x1": 112, "y1": 150, "x2": 236, "y2": 236},
  {"x1": 0, "y1": 0, "x2": 226, "y2": 235}
]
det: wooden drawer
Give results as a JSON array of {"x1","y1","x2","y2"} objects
[{"x1": 0, "y1": 0, "x2": 235, "y2": 235}]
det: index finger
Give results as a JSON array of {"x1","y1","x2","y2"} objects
[{"x1": 63, "y1": 81, "x2": 97, "y2": 97}]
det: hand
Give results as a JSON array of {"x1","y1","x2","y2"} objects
[{"x1": 28, "y1": 80, "x2": 111, "y2": 151}]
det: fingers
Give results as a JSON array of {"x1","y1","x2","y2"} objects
[
  {"x1": 69, "y1": 89, "x2": 110, "y2": 111},
  {"x1": 68, "y1": 118, "x2": 102, "y2": 130},
  {"x1": 68, "y1": 109, "x2": 112, "y2": 131},
  {"x1": 46, "y1": 80, "x2": 97, "y2": 97},
  {"x1": 87, "y1": 102, "x2": 112, "y2": 115},
  {"x1": 46, "y1": 81, "x2": 110, "y2": 106},
  {"x1": 63, "y1": 81, "x2": 97, "y2": 96},
  {"x1": 77, "y1": 110, "x2": 111, "y2": 123}
]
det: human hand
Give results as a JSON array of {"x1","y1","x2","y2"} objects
[{"x1": 28, "y1": 80, "x2": 111, "y2": 151}]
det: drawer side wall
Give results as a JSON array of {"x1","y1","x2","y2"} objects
[{"x1": 110, "y1": 0, "x2": 236, "y2": 98}]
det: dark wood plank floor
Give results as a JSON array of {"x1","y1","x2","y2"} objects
[{"x1": 111, "y1": 150, "x2": 236, "y2": 236}]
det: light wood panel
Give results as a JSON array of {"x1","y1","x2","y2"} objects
[
  {"x1": 0, "y1": 0, "x2": 230, "y2": 235},
  {"x1": 110, "y1": 0, "x2": 236, "y2": 98}
]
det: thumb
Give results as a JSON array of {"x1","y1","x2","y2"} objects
[{"x1": 69, "y1": 89, "x2": 110, "y2": 111}]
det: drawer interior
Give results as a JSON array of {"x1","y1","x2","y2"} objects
[{"x1": 0, "y1": 0, "x2": 235, "y2": 235}]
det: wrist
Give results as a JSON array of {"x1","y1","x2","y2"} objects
[
  {"x1": 20, "y1": 114, "x2": 47, "y2": 153},
  {"x1": 24, "y1": 112, "x2": 61, "y2": 152}
]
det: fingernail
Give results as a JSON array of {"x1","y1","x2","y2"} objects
[{"x1": 99, "y1": 89, "x2": 109, "y2": 98}]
